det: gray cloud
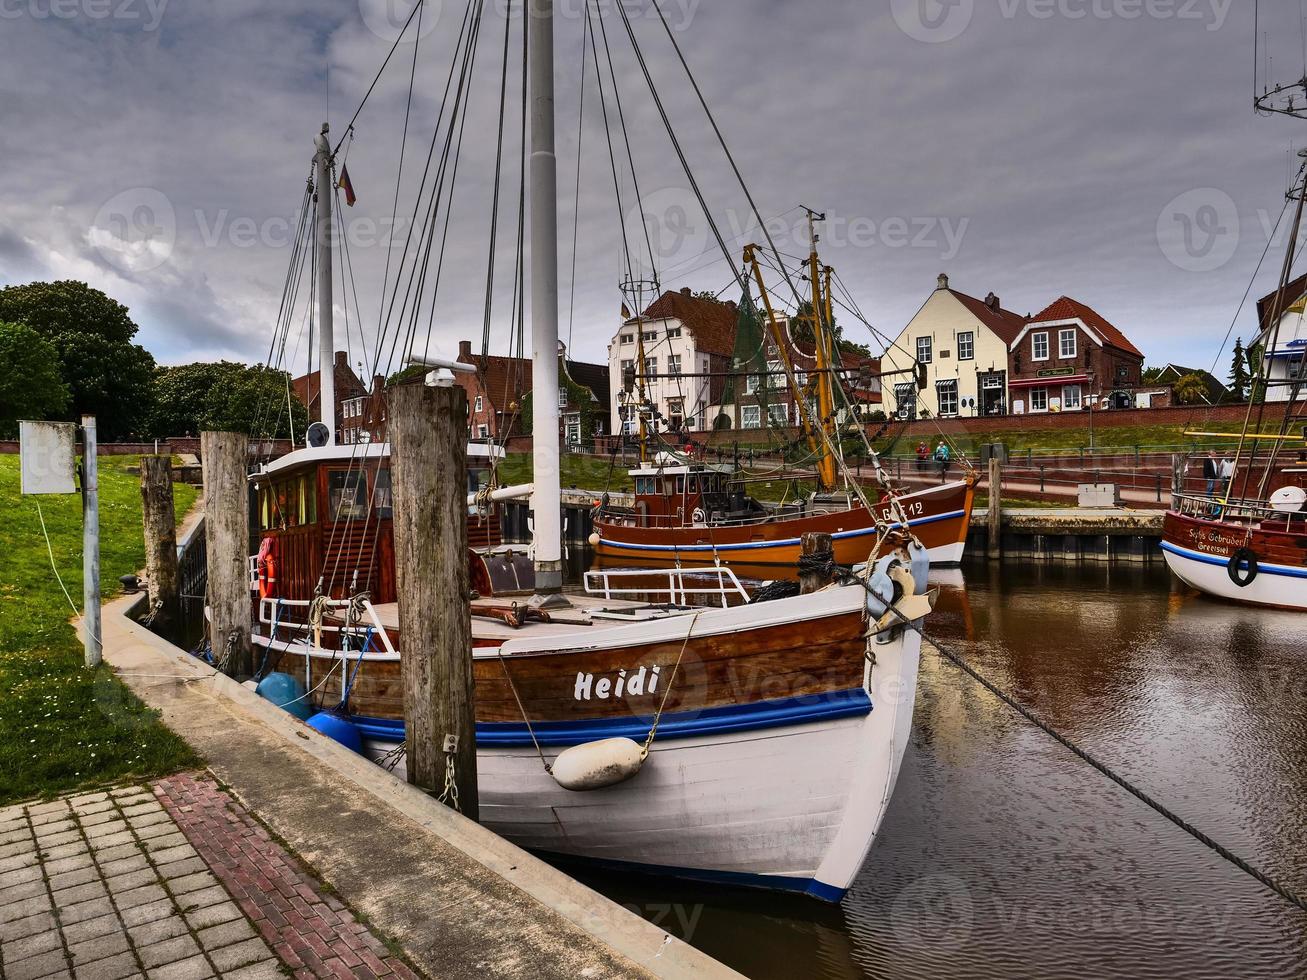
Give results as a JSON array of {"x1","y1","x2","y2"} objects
[{"x1": 0, "y1": 0, "x2": 1295, "y2": 380}]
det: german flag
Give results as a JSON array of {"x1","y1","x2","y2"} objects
[{"x1": 338, "y1": 165, "x2": 357, "y2": 207}]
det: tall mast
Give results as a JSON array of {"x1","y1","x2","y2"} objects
[
  {"x1": 314, "y1": 123, "x2": 336, "y2": 445},
  {"x1": 529, "y1": 0, "x2": 563, "y2": 593},
  {"x1": 804, "y1": 208, "x2": 837, "y2": 492}
]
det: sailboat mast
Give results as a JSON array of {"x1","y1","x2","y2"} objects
[
  {"x1": 805, "y1": 209, "x2": 837, "y2": 492},
  {"x1": 314, "y1": 123, "x2": 336, "y2": 445},
  {"x1": 529, "y1": 0, "x2": 563, "y2": 593}
]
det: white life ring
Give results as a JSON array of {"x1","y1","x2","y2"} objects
[{"x1": 692, "y1": 507, "x2": 707, "y2": 525}]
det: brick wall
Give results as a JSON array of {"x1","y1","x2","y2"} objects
[{"x1": 0, "y1": 438, "x2": 295, "y2": 456}]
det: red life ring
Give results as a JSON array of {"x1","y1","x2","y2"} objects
[{"x1": 257, "y1": 537, "x2": 279, "y2": 598}]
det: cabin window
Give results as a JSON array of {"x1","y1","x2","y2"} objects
[
  {"x1": 299, "y1": 474, "x2": 316, "y2": 525},
  {"x1": 259, "y1": 487, "x2": 271, "y2": 530},
  {"x1": 374, "y1": 469, "x2": 393, "y2": 520},
  {"x1": 328, "y1": 470, "x2": 369, "y2": 521},
  {"x1": 676, "y1": 476, "x2": 686, "y2": 494}
]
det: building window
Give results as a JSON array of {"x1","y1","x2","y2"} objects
[
  {"x1": 1062, "y1": 385, "x2": 1082, "y2": 410},
  {"x1": 769, "y1": 403, "x2": 789, "y2": 428},
  {"x1": 1032, "y1": 332, "x2": 1050, "y2": 361},
  {"x1": 1289, "y1": 352, "x2": 1305, "y2": 379},
  {"x1": 643, "y1": 331, "x2": 658, "y2": 342},
  {"x1": 474, "y1": 395, "x2": 483, "y2": 413},
  {"x1": 558, "y1": 389, "x2": 569, "y2": 409},
  {"x1": 1059, "y1": 329, "x2": 1077, "y2": 359},
  {"x1": 667, "y1": 354, "x2": 682, "y2": 376},
  {"x1": 667, "y1": 327, "x2": 682, "y2": 339},
  {"x1": 620, "y1": 333, "x2": 633, "y2": 344},
  {"x1": 936, "y1": 380, "x2": 959, "y2": 418},
  {"x1": 644, "y1": 357, "x2": 658, "y2": 379},
  {"x1": 1030, "y1": 387, "x2": 1049, "y2": 412},
  {"x1": 742, "y1": 405, "x2": 761, "y2": 429},
  {"x1": 957, "y1": 332, "x2": 974, "y2": 361},
  {"x1": 746, "y1": 373, "x2": 760, "y2": 395},
  {"x1": 477, "y1": 424, "x2": 490, "y2": 438},
  {"x1": 916, "y1": 336, "x2": 933, "y2": 364}
]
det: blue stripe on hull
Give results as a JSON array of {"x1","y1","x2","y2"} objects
[
  {"x1": 533, "y1": 850, "x2": 847, "y2": 903},
  {"x1": 598, "y1": 510, "x2": 966, "y2": 553},
  {"x1": 1160, "y1": 541, "x2": 1307, "y2": 579},
  {"x1": 352, "y1": 688, "x2": 872, "y2": 747}
]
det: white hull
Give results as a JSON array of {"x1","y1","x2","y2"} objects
[
  {"x1": 1162, "y1": 542, "x2": 1307, "y2": 611},
  {"x1": 366, "y1": 624, "x2": 921, "y2": 900}
]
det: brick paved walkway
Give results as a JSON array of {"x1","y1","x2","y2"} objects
[{"x1": 0, "y1": 776, "x2": 418, "y2": 980}]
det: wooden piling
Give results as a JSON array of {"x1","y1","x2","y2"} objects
[
  {"x1": 200, "y1": 431, "x2": 251, "y2": 678},
  {"x1": 799, "y1": 532, "x2": 836, "y2": 595},
  {"x1": 139, "y1": 456, "x2": 180, "y2": 635},
  {"x1": 987, "y1": 456, "x2": 1003, "y2": 561},
  {"x1": 389, "y1": 383, "x2": 478, "y2": 819}
]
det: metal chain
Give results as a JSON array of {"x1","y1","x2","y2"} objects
[{"x1": 437, "y1": 752, "x2": 461, "y2": 813}]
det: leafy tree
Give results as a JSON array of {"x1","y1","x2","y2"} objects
[
  {"x1": 150, "y1": 362, "x2": 306, "y2": 439},
  {"x1": 692, "y1": 290, "x2": 727, "y2": 305},
  {"x1": 0, "y1": 281, "x2": 156, "y2": 440},
  {"x1": 1141, "y1": 366, "x2": 1164, "y2": 384},
  {"x1": 0, "y1": 321, "x2": 71, "y2": 438},
  {"x1": 1172, "y1": 372, "x2": 1210, "y2": 405},
  {"x1": 1228, "y1": 337, "x2": 1250, "y2": 402}
]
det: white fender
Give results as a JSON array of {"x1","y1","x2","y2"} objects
[{"x1": 550, "y1": 737, "x2": 647, "y2": 791}]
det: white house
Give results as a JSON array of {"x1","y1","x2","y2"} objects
[
  {"x1": 607, "y1": 288, "x2": 738, "y2": 435},
  {"x1": 1255, "y1": 274, "x2": 1307, "y2": 403},
  {"x1": 880, "y1": 274, "x2": 1028, "y2": 420}
]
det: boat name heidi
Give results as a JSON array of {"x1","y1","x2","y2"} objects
[{"x1": 573, "y1": 665, "x2": 662, "y2": 702}]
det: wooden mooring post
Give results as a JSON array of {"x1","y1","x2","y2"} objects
[
  {"x1": 139, "y1": 455, "x2": 180, "y2": 636},
  {"x1": 799, "y1": 532, "x2": 836, "y2": 595},
  {"x1": 987, "y1": 456, "x2": 1003, "y2": 561},
  {"x1": 200, "y1": 431, "x2": 251, "y2": 677},
  {"x1": 389, "y1": 383, "x2": 478, "y2": 819}
]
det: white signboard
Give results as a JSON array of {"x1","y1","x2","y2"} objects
[{"x1": 19, "y1": 420, "x2": 77, "y2": 495}]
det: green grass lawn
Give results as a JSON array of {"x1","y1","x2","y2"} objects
[
  {"x1": 0, "y1": 455, "x2": 200, "y2": 805},
  {"x1": 894, "y1": 420, "x2": 1265, "y2": 460}
]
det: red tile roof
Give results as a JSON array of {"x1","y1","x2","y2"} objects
[
  {"x1": 1030, "y1": 296, "x2": 1143, "y2": 358},
  {"x1": 1256, "y1": 272, "x2": 1307, "y2": 331},
  {"x1": 947, "y1": 290, "x2": 1029, "y2": 345},
  {"x1": 635, "y1": 289, "x2": 741, "y2": 357}
]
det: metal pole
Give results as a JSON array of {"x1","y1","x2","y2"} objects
[
  {"x1": 314, "y1": 123, "x2": 336, "y2": 445},
  {"x1": 82, "y1": 416, "x2": 101, "y2": 668},
  {"x1": 529, "y1": 0, "x2": 563, "y2": 593}
]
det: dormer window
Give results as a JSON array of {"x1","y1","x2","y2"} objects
[
  {"x1": 1032, "y1": 332, "x2": 1050, "y2": 361},
  {"x1": 1059, "y1": 329, "x2": 1077, "y2": 359}
]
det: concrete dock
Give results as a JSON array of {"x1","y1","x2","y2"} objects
[
  {"x1": 91, "y1": 594, "x2": 741, "y2": 980},
  {"x1": 970, "y1": 507, "x2": 1166, "y2": 563}
]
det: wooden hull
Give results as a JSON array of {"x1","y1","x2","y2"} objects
[
  {"x1": 593, "y1": 479, "x2": 974, "y2": 579},
  {"x1": 251, "y1": 585, "x2": 922, "y2": 899},
  {"x1": 1161, "y1": 510, "x2": 1307, "y2": 611}
]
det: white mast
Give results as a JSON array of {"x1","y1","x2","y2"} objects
[
  {"x1": 529, "y1": 0, "x2": 562, "y2": 593},
  {"x1": 314, "y1": 123, "x2": 336, "y2": 445}
]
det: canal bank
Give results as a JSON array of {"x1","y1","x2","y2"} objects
[{"x1": 93, "y1": 592, "x2": 740, "y2": 979}]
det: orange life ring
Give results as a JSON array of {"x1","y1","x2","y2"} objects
[{"x1": 257, "y1": 538, "x2": 278, "y2": 598}]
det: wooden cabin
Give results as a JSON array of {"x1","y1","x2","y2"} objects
[{"x1": 251, "y1": 443, "x2": 505, "y2": 605}]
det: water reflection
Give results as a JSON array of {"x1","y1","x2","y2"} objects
[{"x1": 564, "y1": 556, "x2": 1307, "y2": 979}]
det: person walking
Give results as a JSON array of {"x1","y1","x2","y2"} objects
[
  {"x1": 916, "y1": 441, "x2": 929, "y2": 472},
  {"x1": 1218, "y1": 454, "x2": 1235, "y2": 496},
  {"x1": 1202, "y1": 451, "x2": 1220, "y2": 495},
  {"x1": 934, "y1": 440, "x2": 951, "y2": 481}
]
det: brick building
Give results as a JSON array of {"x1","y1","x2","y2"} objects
[
  {"x1": 290, "y1": 351, "x2": 369, "y2": 441},
  {"x1": 1007, "y1": 297, "x2": 1144, "y2": 415}
]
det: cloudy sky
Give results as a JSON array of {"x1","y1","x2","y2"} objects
[{"x1": 0, "y1": 0, "x2": 1302, "y2": 379}]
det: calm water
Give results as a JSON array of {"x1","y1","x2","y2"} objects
[{"x1": 566, "y1": 560, "x2": 1307, "y2": 979}]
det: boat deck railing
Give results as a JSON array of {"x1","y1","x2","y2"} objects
[
  {"x1": 1172, "y1": 491, "x2": 1306, "y2": 526},
  {"x1": 254, "y1": 595, "x2": 398, "y2": 656},
  {"x1": 583, "y1": 566, "x2": 751, "y2": 608}
]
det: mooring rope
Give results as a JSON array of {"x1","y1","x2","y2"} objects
[{"x1": 923, "y1": 633, "x2": 1307, "y2": 915}]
